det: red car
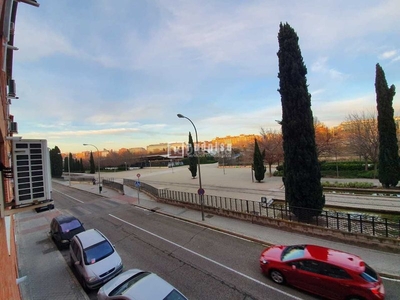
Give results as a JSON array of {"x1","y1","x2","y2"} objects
[{"x1": 259, "y1": 244, "x2": 385, "y2": 300}]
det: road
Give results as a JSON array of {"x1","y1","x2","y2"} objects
[{"x1": 53, "y1": 183, "x2": 400, "y2": 300}]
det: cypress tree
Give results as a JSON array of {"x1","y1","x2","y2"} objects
[
  {"x1": 375, "y1": 63, "x2": 399, "y2": 187},
  {"x1": 188, "y1": 132, "x2": 197, "y2": 178},
  {"x1": 80, "y1": 158, "x2": 84, "y2": 172},
  {"x1": 69, "y1": 153, "x2": 73, "y2": 172},
  {"x1": 277, "y1": 23, "x2": 325, "y2": 220},
  {"x1": 253, "y1": 139, "x2": 266, "y2": 182},
  {"x1": 89, "y1": 151, "x2": 95, "y2": 174},
  {"x1": 49, "y1": 146, "x2": 63, "y2": 178},
  {"x1": 63, "y1": 157, "x2": 68, "y2": 173}
]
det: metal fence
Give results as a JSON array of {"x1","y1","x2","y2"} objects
[
  {"x1": 123, "y1": 179, "x2": 159, "y2": 197},
  {"x1": 158, "y1": 189, "x2": 400, "y2": 239}
]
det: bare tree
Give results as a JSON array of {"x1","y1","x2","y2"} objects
[
  {"x1": 314, "y1": 118, "x2": 334, "y2": 158},
  {"x1": 260, "y1": 128, "x2": 283, "y2": 176},
  {"x1": 344, "y1": 112, "x2": 379, "y2": 176}
]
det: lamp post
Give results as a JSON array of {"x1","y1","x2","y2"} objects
[
  {"x1": 83, "y1": 143, "x2": 101, "y2": 193},
  {"x1": 67, "y1": 153, "x2": 71, "y2": 186},
  {"x1": 177, "y1": 113, "x2": 204, "y2": 221}
]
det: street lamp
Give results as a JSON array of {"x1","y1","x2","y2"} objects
[
  {"x1": 177, "y1": 113, "x2": 205, "y2": 221},
  {"x1": 67, "y1": 153, "x2": 71, "y2": 186},
  {"x1": 83, "y1": 143, "x2": 101, "y2": 193}
]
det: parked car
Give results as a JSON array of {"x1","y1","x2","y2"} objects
[
  {"x1": 69, "y1": 229, "x2": 123, "y2": 290},
  {"x1": 50, "y1": 215, "x2": 85, "y2": 249},
  {"x1": 97, "y1": 269, "x2": 188, "y2": 300},
  {"x1": 259, "y1": 244, "x2": 385, "y2": 300}
]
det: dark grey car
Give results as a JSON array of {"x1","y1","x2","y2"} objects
[{"x1": 50, "y1": 215, "x2": 85, "y2": 249}]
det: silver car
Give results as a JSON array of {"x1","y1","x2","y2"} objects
[
  {"x1": 97, "y1": 269, "x2": 188, "y2": 300},
  {"x1": 69, "y1": 229, "x2": 123, "y2": 290}
]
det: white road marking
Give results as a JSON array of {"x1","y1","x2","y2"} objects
[
  {"x1": 109, "y1": 214, "x2": 304, "y2": 300},
  {"x1": 381, "y1": 276, "x2": 400, "y2": 282},
  {"x1": 53, "y1": 189, "x2": 85, "y2": 203}
]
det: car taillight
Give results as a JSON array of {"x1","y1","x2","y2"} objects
[{"x1": 370, "y1": 284, "x2": 385, "y2": 298}]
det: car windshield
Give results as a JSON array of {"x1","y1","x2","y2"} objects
[
  {"x1": 83, "y1": 240, "x2": 114, "y2": 265},
  {"x1": 281, "y1": 245, "x2": 306, "y2": 262},
  {"x1": 360, "y1": 264, "x2": 378, "y2": 282},
  {"x1": 109, "y1": 272, "x2": 151, "y2": 296},
  {"x1": 164, "y1": 289, "x2": 187, "y2": 300},
  {"x1": 60, "y1": 219, "x2": 82, "y2": 233}
]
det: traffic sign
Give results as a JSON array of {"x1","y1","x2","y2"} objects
[
  {"x1": 137, "y1": 173, "x2": 141, "y2": 178},
  {"x1": 197, "y1": 188, "x2": 205, "y2": 196},
  {"x1": 135, "y1": 181, "x2": 141, "y2": 187}
]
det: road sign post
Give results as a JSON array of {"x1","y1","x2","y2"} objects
[{"x1": 136, "y1": 173, "x2": 141, "y2": 203}]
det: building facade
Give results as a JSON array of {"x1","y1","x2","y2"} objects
[{"x1": 0, "y1": 1, "x2": 40, "y2": 299}]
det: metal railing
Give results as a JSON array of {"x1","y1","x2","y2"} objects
[{"x1": 158, "y1": 189, "x2": 400, "y2": 239}]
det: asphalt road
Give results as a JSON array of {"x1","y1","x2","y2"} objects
[{"x1": 53, "y1": 184, "x2": 400, "y2": 300}]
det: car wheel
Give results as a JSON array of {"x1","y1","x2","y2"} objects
[
  {"x1": 54, "y1": 239, "x2": 61, "y2": 250},
  {"x1": 69, "y1": 254, "x2": 74, "y2": 268},
  {"x1": 79, "y1": 275, "x2": 89, "y2": 292},
  {"x1": 270, "y1": 269, "x2": 285, "y2": 284}
]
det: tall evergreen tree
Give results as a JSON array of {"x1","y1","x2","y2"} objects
[
  {"x1": 68, "y1": 153, "x2": 73, "y2": 172},
  {"x1": 277, "y1": 23, "x2": 325, "y2": 220},
  {"x1": 253, "y1": 139, "x2": 266, "y2": 182},
  {"x1": 80, "y1": 158, "x2": 84, "y2": 172},
  {"x1": 49, "y1": 146, "x2": 63, "y2": 177},
  {"x1": 89, "y1": 151, "x2": 96, "y2": 174},
  {"x1": 188, "y1": 132, "x2": 197, "y2": 178},
  {"x1": 375, "y1": 63, "x2": 399, "y2": 187}
]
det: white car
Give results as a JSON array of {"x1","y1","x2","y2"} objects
[
  {"x1": 97, "y1": 269, "x2": 188, "y2": 300},
  {"x1": 69, "y1": 229, "x2": 123, "y2": 290}
]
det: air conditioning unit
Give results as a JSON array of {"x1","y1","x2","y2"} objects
[
  {"x1": 9, "y1": 121, "x2": 17, "y2": 133},
  {"x1": 12, "y1": 139, "x2": 52, "y2": 205},
  {"x1": 8, "y1": 79, "x2": 16, "y2": 98}
]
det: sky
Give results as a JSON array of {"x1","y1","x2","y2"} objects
[{"x1": 12, "y1": 0, "x2": 400, "y2": 153}]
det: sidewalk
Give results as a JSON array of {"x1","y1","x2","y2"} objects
[{"x1": 15, "y1": 205, "x2": 89, "y2": 300}]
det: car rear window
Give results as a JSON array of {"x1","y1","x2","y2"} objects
[
  {"x1": 83, "y1": 240, "x2": 114, "y2": 264},
  {"x1": 360, "y1": 264, "x2": 378, "y2": 282},
  {"x1": 60, "y1": 219, "x2": 82, "y2": 232}
]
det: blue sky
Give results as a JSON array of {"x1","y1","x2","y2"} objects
[{"x1": 12, "y1": 0, "x2": 400, "y2": 153}]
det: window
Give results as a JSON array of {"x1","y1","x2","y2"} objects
[
  {"x1": 109, "y1": 272, "x2": 151, "y2": 296},
  {"x1": 296, "y1": 260, "x2": 321, "y2": 274},
  {"x1": 60, "y1": 219, "x2": 82, "y2": 232},
  {"x1": 281, "y1": 245, "x2": 306, "y2": 262},
  {"x1": 360, "y1": 264, "x2": 378, "y2": 282},
  {"x1": 320, "y1": 263, "x2": 352, "y2": 279},
  {"x1": 164, "y1": 289, "x2": 187, "y2": 300},
  {"x1": 83, "y1": 240, "x2": 114, "y2": 265}
]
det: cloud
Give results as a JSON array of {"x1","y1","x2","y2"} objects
[
  {"x1": 379, "y1": 50, "x2": 397, "y2": 60},
  {"x1": 311, "y1": 57, "x2": 348, "y2": 80}
]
